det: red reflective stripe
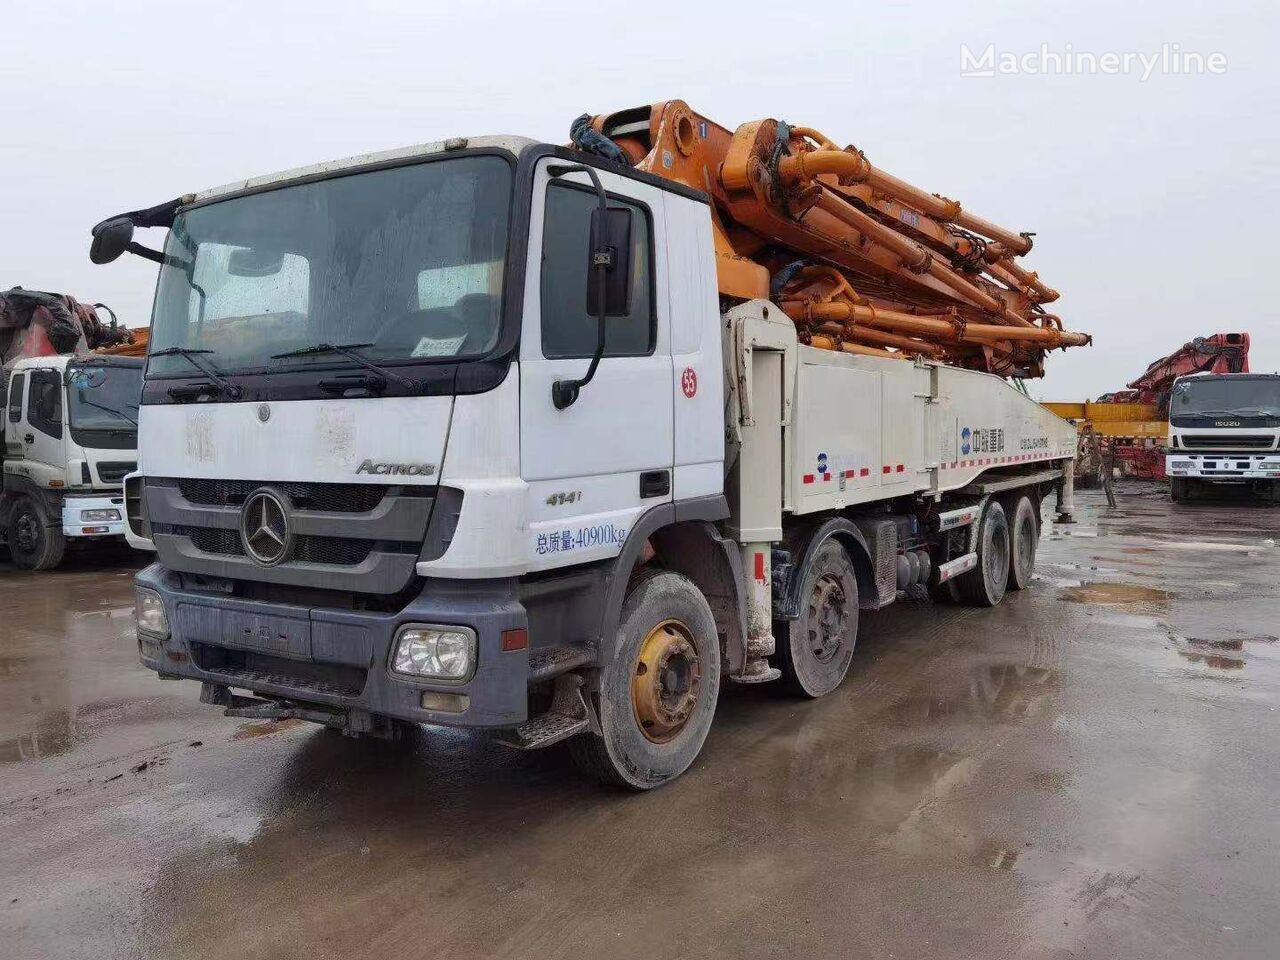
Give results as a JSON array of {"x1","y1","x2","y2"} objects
[
  {"x1": 803, "y1": 474, "x2": 815, "y2": 484},
  {"x1": 882, "y1": 465, "x2": 891, "y2": 474},
  {"x1": 822, "y1": 472, "x2": 831, "y2": 482},
  {"x1": 896, "y1": 464, "x2": 904, "y2": 473},
  {"x1": 754, "y1": 552, "x2": 766, "y2": 581},
  {"x1": 860, "y1": 467, "x2": 870, "y2": 476}
]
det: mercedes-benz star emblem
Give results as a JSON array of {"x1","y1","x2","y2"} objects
[{"x1": 240, "y1": 489, "x2": 292, "y2": 566}]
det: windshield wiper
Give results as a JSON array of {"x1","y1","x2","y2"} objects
[
  {"x1": 75, "y1": 397, "x2": 137, "y2": 426},
  {"x1": 150, "y1": 347, "x2": 243, "y2": 399},
  {"x1": 271, "y1": 342, "x2": 417, "y2": 391}
]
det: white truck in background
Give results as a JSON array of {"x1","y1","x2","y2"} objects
[
  {"x1": 1166, "y1": 372, "x2": 1280, "y2": 502},
  {"x1": 90, "y1": 136, "x2": 1078, "y2": 789},
  {"x1": 2, "y1": 354, "x2": 143, "y2": 569}
]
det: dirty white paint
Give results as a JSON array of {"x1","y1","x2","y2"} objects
[{"x1": 140, "y1": 395, "x2": 453, "y2": 483}]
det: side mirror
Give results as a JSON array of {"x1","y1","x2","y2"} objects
[
  {"x1": 89, "y1": 216, "x2": 135, "y2": 265},
  {"x1": 587, "y1": 207, "x2": 633, "y2": 316}
]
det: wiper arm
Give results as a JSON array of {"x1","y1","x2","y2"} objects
[
  {"x1": 271, "y1": 342, "x2": 416, "y2": 391},
  {"x1": 76, "y1": 397, "x2": 137, "y2": 426},
  {"x1": 150, "y1": 346, "x2": 243, "y2": 399}
]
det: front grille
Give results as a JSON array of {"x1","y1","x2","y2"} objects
[
  {"x1": 97, "y1": 461, "x2": 137, "y2": 483},
  {"x1": 1181, "y1": 434, "x2": 1275, "y2": 450},
  {"x1": 176, "y1": 478, "x2": 388, "y2": 513},
  {"x1": 180, "y1": 526, "x2": 376, "y2": 566}
]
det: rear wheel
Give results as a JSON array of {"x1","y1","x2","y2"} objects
[
  {"x1": 775, "y1": 540, "x2": 858, "y2": 698},
  {"x1": 1004, "y1": 494, "x2": 1038, "y2": 591},
  {"x1": 568, "y1": 570, "x2": 721, "y2": 790},
  {"x1": 8, "y1": 497, "x2": 65, "y2": 571},
  {"x1": 955, "y1": 500, "x2": 1010, "y2": 607}
]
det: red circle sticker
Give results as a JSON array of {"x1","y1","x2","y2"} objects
[{"x1": 681, "y1": 367, "x2": 698, "y2": 398}]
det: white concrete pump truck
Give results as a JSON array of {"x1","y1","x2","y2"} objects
[{"x1": 90, "y1": 110, "x2": 1079, "y2": 788}]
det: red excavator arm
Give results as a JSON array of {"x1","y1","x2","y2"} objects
[{"x1": 1096, "y1": 333, "x2": 1250, "y2": 413}]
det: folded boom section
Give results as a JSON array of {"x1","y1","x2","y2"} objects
[{"x1": 574, "y1": 100, "x2": 1090, "y2": 377}]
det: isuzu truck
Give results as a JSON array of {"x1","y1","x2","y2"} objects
[
  {"x1": 90, "y1": 101, "x2": 1084, "y2": 787},
  {"x1": 2, "y1": 354, "x2": 142, "y2": 569},
  {"x1": 1166, "y1": 372, "x2": 1280, "y2": 502}
]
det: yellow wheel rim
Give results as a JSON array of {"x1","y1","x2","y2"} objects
[{"x1": 631, "y1": 619, "x2": 702, "y2": 743}]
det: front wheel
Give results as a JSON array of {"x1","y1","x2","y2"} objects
[
  {"x1": 775, "y1": 539, "x2": 859, "y2": 698},
  {"x1": 568, "y1": 570, "x2": 721, "y2": 790},
  {"x1": 1170, "y1": 477, "x2": 1188, "y2": 502},
  {"x1": 955, "y1": 500, "x2": 1010, "y2": 607},
  {"x1": 8, "y1": 497, "x2": 66, "y2": 571}
]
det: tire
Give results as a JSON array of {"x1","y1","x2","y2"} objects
[
  {"x1": 955, "y1": 500, "x2": 1010, "y2": 607},
  {"x1": 775, "y1": 539, "x2": 858, "y2": 698},
  {"x1": 568, "y1": 570, "x2": 721, "y2": 790},
  {"x1": 1170, "y1": 477, "x2": 1188, "y2": 503},
  {"x1": 8, "y1": 496, "x2": 66, "y2": 571},
  {"x1": 1003, "y1": 494, "x2": 1038, "y2": 592}
]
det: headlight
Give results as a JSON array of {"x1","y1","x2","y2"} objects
[
  {"x1": 135, "y1": 587, "x2": 170, "y2": 639},
  {"x1": 391, "y1": 625, "x2": 476, "y2": 682},
  {"x1": 82, "y1": 508, "x2": 121, "y2": 522}
]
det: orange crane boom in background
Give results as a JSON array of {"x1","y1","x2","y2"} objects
[
  {"x1": 1044, "y1": 333, "x2": 1251, "y2": 481},
  {"x1": 573, "y1": 100, "x2": 1090, "y2": 377}
]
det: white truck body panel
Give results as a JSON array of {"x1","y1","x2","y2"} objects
[
  {"x1": 723, "y1": 303, "x2": 1077, "y2": 528},
  {"x1": 138, "y1": 394, "x2": 451, "y2": 484},
  {"x1": 790, "y1": 347, "x2": 1075, "y2": 510}
]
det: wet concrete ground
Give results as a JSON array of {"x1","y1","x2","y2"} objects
[{"x1": 2, "y1": 485, "x2": 1279, "y2": 959}]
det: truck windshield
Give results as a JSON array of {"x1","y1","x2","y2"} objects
[
  {"x1": 148, "y1": 155, "x2": 512, "y2": 378},
  {"x1": 1170, "y1": 377, "x2": 1280, "y2": 418},
  {"x1": 67, "y1": 364, "x2": 141, "y2": 428}
]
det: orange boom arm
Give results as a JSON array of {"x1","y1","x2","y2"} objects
[{"x1": 573, "y1": 101, "x2": 1090, "y2": 377}]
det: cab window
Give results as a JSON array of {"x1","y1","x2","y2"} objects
[
  {"x1": 7, "y1": 372, "x2": 25, "y2": 423},
  {"x1": 29, "y1": 369, "x2": 63, "y2": 439}
]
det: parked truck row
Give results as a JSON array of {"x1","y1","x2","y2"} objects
[{"x1": 81, "y1": 102, "x2": 1092, "y2": 788}]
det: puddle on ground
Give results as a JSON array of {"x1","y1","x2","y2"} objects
[
  {"x1": 0, "y1": 655, "x2": 34, "y2": 677},
  {"x1": 1164, "y1": 634, "x2": 1278, "y2": 672},
  {"x1": 0, "y1": 709, "x2": 77, "y2": 763},
  {"x1": 971, "y1": 838, "x2": 1021, "y2": 871},
  {"x1": 1188, "y1": 638, "x2": 1245, "y2": 651},
  {"x1": 880, "y1": 664, "x2": 1058, "y2": 727},
  {"x1": 1059, "y1": 582, "x2": 1172, "y2": 609},
  {"x1": 1046, "y1": 562, "x2": 1118, "y2": 574},
  {"x1": 1177, "y1": 650, "x2": 1245, "y2": 670},
  {"x1": 232, "y1": 718, "x2": 306, "y2": 741},
  {"x1": 1156, "y1": 541, "x2": 1270, "y2": 554}
]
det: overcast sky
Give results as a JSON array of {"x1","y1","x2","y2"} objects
[{"x1": 3, "y1": 0, "x2": 1276, "y2": 398}]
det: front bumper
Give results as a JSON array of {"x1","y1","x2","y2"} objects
[
  {"x1": 61, "y1": 494, "x2": 127, "y2": 538},
  {"x1": 135, "y1": 564, "x2": 530, "y2": 728},
  {"x1": 1166, "y1": 454, "x2": 1280, "y2": 481}
]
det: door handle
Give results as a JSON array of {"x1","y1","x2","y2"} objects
[
  {"x1": 24, "y1": 433, "x2": 34, "y2": 444},
  {"x1": 639, "y1": 469, "x2": 670, "y2": 499}
]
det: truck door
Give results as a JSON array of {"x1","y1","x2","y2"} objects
[
  {"x1": 23, "y1": 368, "x2": 67, "y2": 482},
  {"x1": 520, "y1": 161, "x2": 673, "y2": 567},
  {"x1": 3, "y1": 371, "x2": 23, "y2": 460}
]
